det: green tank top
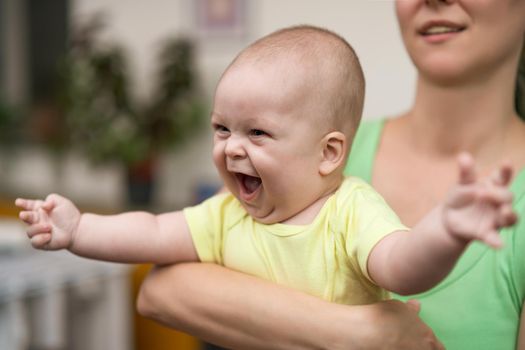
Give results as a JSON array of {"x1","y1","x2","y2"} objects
[{"x1": 345, "y1": 118, "x2": 525, "y2": 350}]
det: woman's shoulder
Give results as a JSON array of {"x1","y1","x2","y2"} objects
[
  {"x1": 344, "y1": 117, "x2": 388, "y2": 181},
  {"x1": 353, "y1": 118, "x2": 386, "y2": 142}
]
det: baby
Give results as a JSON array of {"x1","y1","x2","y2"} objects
[{"x1": 16, "y1": 25, "x2": 516, "y2": 305}]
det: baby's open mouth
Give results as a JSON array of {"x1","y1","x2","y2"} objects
[{"x1": 235, "y1": 173, "x2": 262, "y2": 195}]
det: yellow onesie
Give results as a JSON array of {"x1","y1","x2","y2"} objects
[{"x1": 184, "y1": 177, "x2": 407, "y2": 305}]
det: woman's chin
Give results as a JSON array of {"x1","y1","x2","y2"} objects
[
  {"x1": 416, "y1": 55, "x2": 493, "y2": 87},
  {"x1": 419, "y1": 65, "x2": 478, "y2": 87}
]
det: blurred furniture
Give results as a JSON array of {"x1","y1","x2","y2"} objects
[{"x1": 0, "y1": 218, "x2": 132, "y2": 350}]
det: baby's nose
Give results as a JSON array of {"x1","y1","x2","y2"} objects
[{"x1": 224, "y1": 136, "x2": 247, "y2": 159}]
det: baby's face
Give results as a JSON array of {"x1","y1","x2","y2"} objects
[{"x1": 211, "y1": 62, "x2": 328, "y2": 224}]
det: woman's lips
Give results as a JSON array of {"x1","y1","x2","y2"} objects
[
  {"x1": 418, "y1": 20, "x2": 466, "y2": 43},
  {"x1": 422, "y1": 26, "x2": 464, "y2": 35},
  {"x1": 419, "y1": 20, "x2": 466, "y2": 35}
]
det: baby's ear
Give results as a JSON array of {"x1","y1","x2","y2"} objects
[{"x1": 319, "y1": 131, "x2": 346, "y2": 176}]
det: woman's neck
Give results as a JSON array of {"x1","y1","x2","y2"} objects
[
  {"x1": 404, "y1": 62, "x2": 522, "y2": 167},
  {"x1": 376, "y1": 57, "x2": 525, "y2": 226}
]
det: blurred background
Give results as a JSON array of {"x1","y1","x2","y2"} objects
[{"x1": 0, "y1": 0, "x2": 416, "y2": 349}]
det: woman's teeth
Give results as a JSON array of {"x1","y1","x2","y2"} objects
[{"x1": 424, "y1": 26, "x2": 463, "y2": 35}]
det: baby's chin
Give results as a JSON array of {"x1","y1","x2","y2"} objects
[{"x1": 244, "y1": 204, "x2": 282, "y2": 225}]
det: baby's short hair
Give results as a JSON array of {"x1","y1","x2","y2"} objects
[{"x1": 225, "y1": 25, "x2": 365, "y2": 150}]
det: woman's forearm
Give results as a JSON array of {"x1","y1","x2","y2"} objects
[
  {"x1": 137, "y1": 263, "x2": 443, "y2": 350},
  {"x1": 138, "y1": 263, "x2": 335, "y2": 349}
]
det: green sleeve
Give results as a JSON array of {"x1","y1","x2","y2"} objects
[
  {"x1": 344, "y1": 118, "x2": 385, "y2": 182},
  {"x1": 507, "y1": 169, "x2": 525, "y2": 304}
]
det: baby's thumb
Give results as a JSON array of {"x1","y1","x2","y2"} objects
[
  {"x1": 406, "y1": 299, "x2": 421, "y2": 313},
  {"x1": 43, "y1": 194, "x2": 60, "y2": 211}
]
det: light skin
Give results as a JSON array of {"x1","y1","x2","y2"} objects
[
  {"x1": 376, "y1": 0, "x2": 525, "y2": 227},
  {"x1": 211, "y1": 58, "x2": 345, "y2": 226},
  {"x1": 383, "y1": 0, "x2": 525, "y2": 347},
  {"x1": 17, "y1": 19, "x2": 521, "y2": 348},
  {"x1": 18, "y1": 28, "x2": 516, "y2": 279},
  {"x1": 135, "y1": 1, "x2": 525, "y2": 349},
  {"x1": 139, "y1": 263, "x2": 437, "y2": 350}
]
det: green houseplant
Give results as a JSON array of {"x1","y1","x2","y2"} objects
[
  {"x1": 0, "y1": 101, "x2": 19, "y2": 147},
  {"x1": 0, "y1": 100, "x2": 21, "y2": 190},
  {"x1": 61, "y1": 15, "x2": 205, "y2": 206}
]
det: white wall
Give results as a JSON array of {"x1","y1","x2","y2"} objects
[
  {"x1": 71, "y1": 0, "x2": 416, "y2": 118},
  {"x1": 3, "y1": 0, "x2": 28, "y2": 105},
  {"x1": 3, "y1": 0, "x2": 416, "y2": 209}
]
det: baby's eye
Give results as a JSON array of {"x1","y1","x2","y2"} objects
[
  {"x1": 250, "y1": 129, "x2": 268, "y2": 137},
  {"x1": 213, "y1": 124, "x2": 230, "y2": 134}
]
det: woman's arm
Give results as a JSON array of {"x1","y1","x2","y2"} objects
[{"x1": 137, "y1": 263, "x2": 444, "y2": 350}]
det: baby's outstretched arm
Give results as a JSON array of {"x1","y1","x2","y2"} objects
[
  {"x1": 15, "y1": 194, "x2": 198, "y2": 264},
  {"x1": 369, "y1": 153, "x2": 517, "y2": 295},
  {"x1": 441, "y1": 153, "x2": 516, "y2": 248}
]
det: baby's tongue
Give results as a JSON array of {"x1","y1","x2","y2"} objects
[{"x1": 243, "y1": 175, "x2": 261, "y2": 193}]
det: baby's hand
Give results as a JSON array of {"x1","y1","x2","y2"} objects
[
  {"x1": 15, "y1": 194, "x2": 81, "y2": 250},
  {"x1": 443, "y1": 153, "x2": 517, "y2": 249}
]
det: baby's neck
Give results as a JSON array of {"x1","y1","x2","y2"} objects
[{"x1": 280, "y1": 176, "x2": 343, "y2": 225}]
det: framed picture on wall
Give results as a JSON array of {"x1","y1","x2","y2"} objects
[{"x1": 195, "y1": 0, "x2": 247, "y2": 38}]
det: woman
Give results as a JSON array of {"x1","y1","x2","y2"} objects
[
  {"x1": 345, "y1": 1, "x2": 525, "y2": 349},
  {"x1": 138, "y1": 0, "x2": 525, "y2": 348}
]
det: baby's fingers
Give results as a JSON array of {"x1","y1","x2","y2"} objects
[
  {"x1": 481, "y1": 230, "x2": 504, "y2": 249},
  {"x1": 15, "y1": 198, "x2": 52, "y2": 211},
  {"x1": 490, "y1": 163, "x2": 513, "y2": 186},
  {"x1": 457, "y1": 153, "x2": 477, "y2": 185},
  {"x1": 15, "y1": 198, "x2": 40, "y2": 210},
  {"x1": 30, "y1": 233, "x2": 52, "y2": 249},
  {"x1": 479, "y1": 187, "x2": 513, "y2": 205},
  {"x1": 496, "y1": 204, "x2": 517, "y2": 228},
  {"x1": 26, "y1": 223, "x2": 52, "y2": 238},
  {"x1": 41, "y1": 197, "x2": 56, "y2": 211},
  {"x1": 19, "y1": 211, "x2": 40, "y2": 225}
]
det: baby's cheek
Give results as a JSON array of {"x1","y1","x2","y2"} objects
[{"x1": 212, "y1": 146, "x2": 225, "y2": 166}]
